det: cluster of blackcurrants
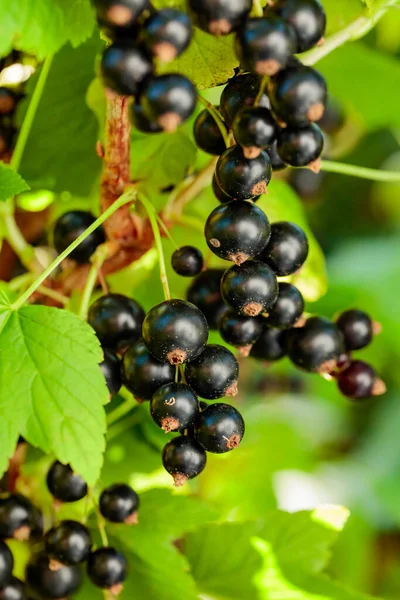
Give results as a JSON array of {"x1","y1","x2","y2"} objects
[{"x1": 0, "y1": 462, "x2": 140, "y2": 598}]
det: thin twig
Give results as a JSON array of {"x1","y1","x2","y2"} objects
[
  {"x1": 319, "y1": 160, "x2": 400, "y2": 181},
  {"x1": 197, "y1": 96, "x2": 229, "y2": 147}
]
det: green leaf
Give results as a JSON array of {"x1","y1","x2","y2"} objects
[
  {"x1": 0, "y1": 304, "x2": 108, "y2": 484},
  {"x1": 321, "y1": 0, "x2": 368, "y2": 34},
  {"x1": 0, "y1": 162, "x2": 30, "y2": 201},
  {"x1": 17, "y1": 36, "x2": 102, "y2": 195},
  {"x1": 0, "y1": 0, "x2": 95, "y2": 59}
]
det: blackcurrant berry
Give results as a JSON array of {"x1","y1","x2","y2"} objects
[
  {"x1": 250, "y1": 325, "x2": 288, "y2": 361},
  {"x1": 100, "y1": 349, "x2": 122, "y2": 396},
  {"x1": 220, "y1": 73, "x2": 270, "y2": 127},
  {"x1": 287, "y1": 316, "x2": 345, "y2": 373},
  {"x1": 288, "y1": 167, "x2": 324, "y2": 200},
  {"x1": 271, "y1": 0, "x2": 326, "y2": 52},
  {"x1": 188, "y1": 0, "x2": 252, "y2": 36},
  {"x1": 99, "y1": 483, "x2": 140, "y2": 524},
  {"x1": 278, "y1": 123, "x2": 324, "y2": 169},
  {"x1": 186, "y1": 269, "x2": 227, "y2": 329},
  {"x1": 232, "y1": 107, "x2": 277, "y2": 159},
  {"x1": 205, "y1": 200, "x2": 270, "y2": 265},
  {"x1": 53, "y1": 211, "x2": 106, "y2": 264},
  {"x1": 0, "y1": 494, "x2": 33, "y2": 541},
  {"x1": 215, "y1": 145, "x2": 272, "y2": 199},
  {"x1": 0, "y1": 577, "x2": 26, "y2": 600},
  {"x1": 0, "y1": 88, "x2": 18, "y2": 115},
  {"x1": 26, "y1": 552, "x2": 81, "y2": 600},
  {"x1": 194, "y1": 403, "x2": 244, "y2": 453},
  {"x1": 87, "y1": 548, "x2": 127, "y2": 592},
  {"x1": 122, "y1": 339, "x2": 175, "y2": 401},
  {"x1": 46, "y1": 462, "x2": 88, "y2": 503},
  {"x1": 141, "y1": 74, "x2": 197, "y2": 132},
  {"x1": 193, "y1": 109, "x2": 227, "y2": 156},
  {"x1": 264, "y1": 282, "x2": 304, "y2": 329},
  {"x1": 130, "y1": 102, "x2": 163, "y2": 133},
  {"x1": 212, "y1": 174, "x2": 235, "y2": 203},
  {"x1": 93, "y1": 0, "x2": 148, "y2": 29},
  {"x1": 162, "y1": 436, "x2": 207, "y2": 487},
  {"x1": 266, "y1": 140, "x2": 286, "y2": 171},
  {"x1": 143, "y1": 9, "x2": 193, "y2": 62},
  {"x1": 235, "y1": 16, "x2": 296, "y2": 76},
  {"x1": 142, "y1": 299, "x2": 208, "y2": 364},
  {"x1": 317, "y1": 97, "x2": 345, "y2": 135},
  {"x1": 221, "y1": 260, "x2": 278, "y2": 317},
  {"x1": 88, "y1": 293, "x2": 145, "y2": 352},
  {"x1": 269, "y1": 65, "x2": 327, "y2": 125},
  {"x1": 219, "y1": 310, "x2": 263, "y2": 356},
  {"x1": 185, "y1": 344, "x2": 239, "y2": 399},
  {"x1": 101, "y1": 42, "x2": 153, "y2": 96},
  {"x1": 151, "y1": 382, "x2": 199, "y2": 432},
  {"x1": 337, "y1": 360, "x2": 386, "y2": 400},
  {"x1": 258, "y1": 221, "x2": 309, "y2": 276},
  {"x1": 0, "y1": 541, "x2": 13, "y2": 587},
  {"x1": 336, "y1": 309, "x2": 375, "y2": 351},
  {"x1": 44, "y1": 521, "x2": 92, "y2": 568},
  {"x1": 171, "y1": 246, "x2": 204, "y2": 277}
]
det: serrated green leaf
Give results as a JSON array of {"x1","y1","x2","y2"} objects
[
  {"x1": 0, "y1": 0, "x2": 95, "y2": 59},
  {"x1": 0, "y1": 162, "x2": 30, "y2": 201},
  {"x1": 17, "y1": 36, "x2": 102, "y2": 195},
  {"x1": 0, "y1": 305, "x2": 108, "y2": 484}
]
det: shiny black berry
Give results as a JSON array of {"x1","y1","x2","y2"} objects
[
  {"x1": 233, "y1": 107, "x2": 277, "y2": 159},
  {"x1": 185, "y1": 344, "x2": 239, "y2": 399},
  {"x1": 216, "y1": 145, "x2": 272, "y2": 199},
  {"x1": 0, "y1": 494, "x2": 33, "y2": 541},
  {"x1": 264, "y1": 282, "x2": 304, "y2": 329},
  {"x1": 189, "y1": 0, "x2": 252, "y2": 35},
  {"x1": 186, "y1": 269, "x2": 227, "y2": 329},
  {"x1": 130, "y1": 103, "x2": 163, "y2": 133},
  {"x1": 235, "y1": 16, "x2": 296, "y2": 76},
  {"x1": 250, "y1": 325, "x2": 288, "y2": 361},
  {"x1": 258, "y1": 221, "x2": 309, "y2": 276},
  {"x1": 269, "y1": 65, "x2": 327, "y2": 125},
  {"x1": 101, "y1": 42, "x2": 153, "y2": 96},
  {"x1": 288, "y1": 167, "x2": 324, "y2": 200},
  {"x1": 141, "y1": 74, "x2": 197, "y2": 132},
  {"x1": 100, "y1": 350, "x2": 122, "y2": 396},
  {"x1": 142, "y1": 299, "x2": 208, "y2": 364},
  {"x1": 172, "y1": 246, "x2": 204, "y2": 277},
  {"x1": 53, "y1": 211, "x2": 105, "y2": 264},
  {"x1": 317, "y1": 97, "x2": 345, "y2": 135},
  {"x1": 194, "y1": 109, "x2": 227, "y2": 156},
  {"x1": 336, "y1": 309, "x2": 374, "y2": 351},
  {"x1": 143, "y1": 9, "x2": 192, "y2": 62},
  {"x1": 0, "y1": 88, "x2": 18, "y2": 115},
  {"x1": 0, "y1": 541, "x2": 13, "y2": 586},
  {"x1": 220, "y1": 73, "x2": 270, "y2": 127},
  {"x1": 46, "y1": 462, "x2": 88, "y2": 503},
  {"x1": 266, "y1": 140, "x2": 286, "y2": 171},
  {"x1": 277, "y1": 123, "x2": 324, "y2": 168},
  {"x1": 0, "y1": 577, "x2": 26, "y2": 600},
  {"x1": 44, "y1": 521, "x2": 92, "y2": 567},
  {"x1": 162, "y1": 436, "x2": 206, "y2": 487},
  {"x1": 122, "y1": 339, "x2": 175, "y2": 401},
  {"x1": 205, "y1": 200, "x2": 270, "y2": 265},
  {"x1": 221, "y1": 260, "x2": 278, "y2": 317},
  {"x1": 99, "y1": 484, "x2": 140, "y2": 524},
  {"x1": 87, "y1": 548, "x2": 127, "y2": 591},
  {"x1": 337, "y1": 360, "x2": 385, "y2": 400},
  {"x1": 212, "y1": 174, "x2": 236, "y2": 203},
  {"x1": 151, "y1": 383, "x2": 199, "y2": 432},
  {"x1": 194, "y1": 403, "x2": 244, "y2": 453},
  {"x1": 271, "y1": 0, "x2": 326, "y2": 52},
  {"x1": 287, "y1": 316, "x2": 345, "y2": 373},
  {"x1": 93, "y1": 0, "x2": 148, "y2": 29},
  {"x1": 219, "y1": 310, "x2": 263, "y2": 355},
  {"x1": 88, "y1": 293, "x2": 145, "y2": 351},
  {"x1": 26, "y1": 552, "x2": 81, "y2": 600}
]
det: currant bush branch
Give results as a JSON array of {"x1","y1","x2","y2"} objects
[
  {"x1": 319, "y1": 160, "x2": 400, "y2": 182},
  {"x1": 79, "y1": 244, "x2": 111, "y2": 321}
]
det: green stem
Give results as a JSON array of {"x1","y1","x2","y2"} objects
[
  {"x1": 12, "y1": 189, "x2": 136, "y2": 311},
  {"x1": 11, "y1": 55, "x2": 53, "y2": 172},
  {"x1": 3, "y1": 207, "x2": 38, "y2": 272},
  {"x1": 90, "y1": 491, "x2": 109, "y2": 546},
  {"x1": 254, "y1": 75, "x2": 268, "y2": 106},
  {"x1": 37, "y1": 286, "x2": 69, "y2": 306},
  {"x1": 155, "y1": 214, "x2": 178, "y2": 250},
  {"x1": 197, "y1": 96, "x2": 229, "y2": 148},
  {"x1": 107, "y1": 413, "x2": 142, "y2": 442},
  {"x1": 138, "y1": 194, "x2": 171, "y2": 301},
  {"x1": 319, "y1": 160, "x2": 400, "y2": 182},
  {"x1": 79, "y1": 245, "x2": 110, "y2": 321},
  {"x1": 106, "y1": 396, "x2": 137, "y2": 427}
]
